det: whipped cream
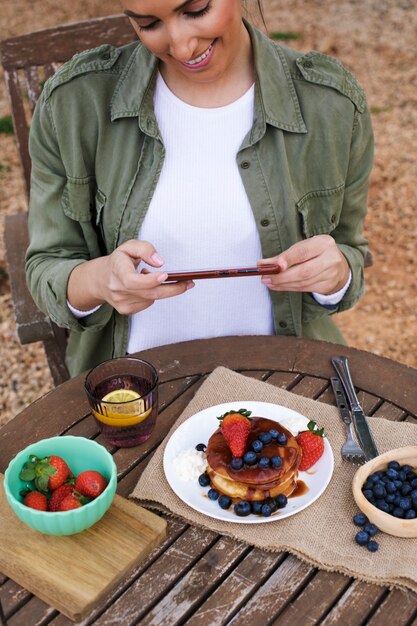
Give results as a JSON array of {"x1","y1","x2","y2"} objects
[
  {"x1": 173, "y1": 447, "x2": 208, "y2": 481},
  {"x1": 278, "y1": 415, "x2": 309, "y2": 436}
]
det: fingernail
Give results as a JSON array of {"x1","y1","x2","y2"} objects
[
  {"x1": 186, "y1": 281, "x2": 195, "y2": 290},
  {"x1": 151, "y1": 252, "x2": 164, "y2": 266},
  {"x1": 157, "y1": 272, "x2": 168, "y2": 283},
  {"x1": 261, "y1": 278, "x2": 272, "y2": 285}
]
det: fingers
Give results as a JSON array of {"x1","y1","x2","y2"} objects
[{"x1": 117, "y1": 239, "x2": 164, "y2": 269}]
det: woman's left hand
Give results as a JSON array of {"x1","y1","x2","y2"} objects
[{"x1": 258, "y1": 235, "x2": 350, "y2": 295}]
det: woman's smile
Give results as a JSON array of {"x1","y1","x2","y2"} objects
[{"x1": 181, "y1": 39, "x2": 216, "y2": 69}]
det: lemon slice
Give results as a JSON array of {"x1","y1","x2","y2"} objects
[{"x1": 102, "y1": 389, "x2": 141, "y2": 403}]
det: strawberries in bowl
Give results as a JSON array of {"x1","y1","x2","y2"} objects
[{"x1": 3, "y1": 436, "x2": 117, "y2": 535}]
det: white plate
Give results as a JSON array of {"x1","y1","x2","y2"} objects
[{"x1": 163, "y1": 401, "x2": 334, "y2": 524}]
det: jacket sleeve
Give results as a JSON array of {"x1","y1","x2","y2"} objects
[
  {"x1": 332, "y1": 101, "x2": 374, "y2": 312},
  {"x1": 25, "y1": 92, "x2": 113, "y2": 332}
]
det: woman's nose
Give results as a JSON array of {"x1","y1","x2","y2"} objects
[{"x1": 167, "y1": 28, "x2": 198, "y2": 62}]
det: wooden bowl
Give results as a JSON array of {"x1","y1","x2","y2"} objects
[{"x1": 352, "y1": 446, "x2": 417, "y2": 538}]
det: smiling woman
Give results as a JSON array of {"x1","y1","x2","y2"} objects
[{"x1": 25, "y1": 0, "x2": 374, "y2": 377}]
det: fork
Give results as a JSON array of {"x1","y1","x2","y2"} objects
[{"x1": 330, "y1": 377, "x2": 366, "y2": 463}]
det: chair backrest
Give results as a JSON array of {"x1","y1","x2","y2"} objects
[
  {"x1": 1, "y1": 13, "x2": 137, "y2": 198},
  {"x1": 1, "y1": 15, "x2": 137, "y2": 385}
]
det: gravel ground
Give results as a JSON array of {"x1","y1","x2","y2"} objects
[{"x1": 1, "y1": 0, "x2": 416, "y2": 426}]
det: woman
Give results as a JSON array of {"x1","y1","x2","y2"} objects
[{"x1": 26, "y1": 0, "x2": 374, "y2": 376}]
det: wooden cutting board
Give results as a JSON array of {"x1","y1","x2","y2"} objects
[{"x1": 0, "y1": 474, "x2": 166, "y2": 621}]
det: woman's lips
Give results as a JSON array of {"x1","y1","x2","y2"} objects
[{"x1": 181, "y1": 40, "x2": 216, "y2": 70}]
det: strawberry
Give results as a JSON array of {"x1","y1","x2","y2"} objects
[
  {"x1": 23, "y1": 491, "x2": 48, "y2": 511},
  {"x1": 75, "y1": 470, "x2": 108, "y2": 499},
  {"x1": 296, "y1": 420, "x2": 325, "y2": 470},
  {"x1": 20, "y1": 454, "x2": 71, "y2": 492},
  {"x1": 48, "y1": 483, "x2": 74, "y2": 512},
  {"x1": 57, "y1": 493, "x2": 83, "y2": 511},
  {"x1": 217, "y1": 409, "x2": 252, "y2": 458}
]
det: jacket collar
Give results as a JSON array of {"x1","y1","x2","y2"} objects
[{"x1": 110, "y1": 19, "x2": 307, "y2": 137}]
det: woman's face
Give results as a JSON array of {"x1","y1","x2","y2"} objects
[{"x1": 120, "y1": 0, "x2": 248, "y2": 86}]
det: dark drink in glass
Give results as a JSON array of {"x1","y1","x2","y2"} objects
[{"x1": 84, "y1": 358, "x2": 159, "y2": 447}]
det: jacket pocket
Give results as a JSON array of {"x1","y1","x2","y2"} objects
[
  {"x1": 61, "y1": 180, "x2": 103, "y2": 258},
  {"x1": 296, "y1": 183, "x2": 345, "y2": 237}
]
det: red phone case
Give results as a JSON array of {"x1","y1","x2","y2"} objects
[{"x1": 165, "y1": 264, "x2": 280, "y2": 282}]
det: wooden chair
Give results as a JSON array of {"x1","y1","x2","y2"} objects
[
  {"x1": 1, "y1": 15, "x2": 373, "y2": 385},
  {"x1": 1, "y1": 14, "x2": 137, "y2": 385}
]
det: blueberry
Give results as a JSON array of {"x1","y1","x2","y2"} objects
[
  {"x1": 355, "y1": 530, "x2": 370, "y2": 546},
  {"x1": 375, "y1": 499, "x2": 390, "y2": 513},
  {"x1": 208, "y1": 488, "x2": 219, "y2": 501},
  {"x1": 251, "y1": 439, "x2": 264, "y2": 453},
  {"x1": 195, "y1": 443, "x2": 206, "y2": 452},
  {"x1": 386, "y1": 494, "x2": 396, "y2": 504},
  {"x1": 266, "y1": 497, "x2": 278, "y2": 513},
  {"x1": 363, "y1": 480, "x2": 374, "y2": 491},
  {"x1": 269, "y1": 429, "x2": 279, "y2": 440},
  {"x1": 251, "y1": 501, "x2": 263, "y2": 515},
  {"x1": 386, "y1": 481, "x2": 397, "y2": 494},
  {"x1": 394, "y1": 480, "x2": 403, "y2": 489},
  {"x1": 218, "y1": 495, "x2": 232, "y2": 510},
  {"x1": 373, "y1": 484, "x2": 386, "y2": 499},
  {"x1": 405, "y1": 509, "x2": 417, "y2": 519},
  {"x1": 392, "y1": 507, "x2": 405, "y2": 518},
  {"x1": 276, "y1": 494, "x2": 288, "y2": 508},
  {"x1": 388, "y1": 460, "x2": 401, "y2": 471},
  {"x1": 386, "y1": 468, "x2": 399, "y2": 480},
  {"x1": 402, "y1": 464, "x2": 412, "y2": 474},
  {"x1": 234, "y1": 501, "x2": 251, "y2": 516},
  {"x1": 363, "y1": 489, "x2": 374, "y2": 501},
  {"x1": 258, "y1": 456, "x2": 270, "y2": 469},
  {"x1": 411, "y1": 478, "x2": 417, "y2": 489},
  {"x1": 259, "y1": 432, "x2": 272, "y2": 445},
  {"x1": 367, "y1": 540, "x2": 379, "y2": 552},
  {"x1": 277, "y1": 433, "x2": 288, "y2": 446},
  {"x1": 410, "y1": 489, "x2": 417, "y2": 499},
  {"x1": 353, "y1": 512, "x2": 368, "y2": 526},
  {"x1": 363, "y1": 523, "x2": 378, "y2": 537},
  {"x1": 243, "y1": 451, "x2": 257, "y2": 466},
  {"x1": 198, "y1": 473, "x2": 210, "y2": 487},
  {"x1": 401, "y1": 483, "x2": 412, "y2": 496},
  {"x1": 231, "y1": 457, "x2": 244, "y2": 470},
  {"x1": 261, "y1": 503, "x2": 272, "y2": 517},
  {"x1": 398, "y1": 471, "x2": 408, "y2": 481},
  {"x1": 399, "y1": 497, "x2": 411, "y2": 511},
  {"x1": 271, "y1": 456, "x2": 283, "y2": 469}
]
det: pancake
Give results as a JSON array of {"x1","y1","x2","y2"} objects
[{"x1": 206, "y1": 416, "x2": 302, "y2": 501}]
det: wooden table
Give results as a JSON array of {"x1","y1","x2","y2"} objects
[{"x1": 1, "y1": 336, "x2": 417, "y2": 626}]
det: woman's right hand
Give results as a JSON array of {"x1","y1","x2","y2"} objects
[{"x1": 67, "y1": 239, "x2": 194, "y2": 315}]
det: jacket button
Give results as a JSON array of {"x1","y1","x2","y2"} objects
[
  {"x1": 260, "y1": 219, "x2": 269, "y2": 227},
  {"x1": 240, "y1": 161, "x2": 250, "y2": 169},
  {"x1": 279, "y1": 321, "x2": 287, "y2": 329},
  {"x1": 303, "y1": 59, "x2": 314, "y2": 69}
]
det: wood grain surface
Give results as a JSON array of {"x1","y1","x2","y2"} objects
[{"x1": 0, "y1": 478, "x2": 166, "y2": 621}]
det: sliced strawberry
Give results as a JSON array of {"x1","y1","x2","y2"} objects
[
  {"x1": 217, "y1": 409, "x2": 252, "y2": 458},
  {"x1": 23, "y1": 491, "x2": 48, "y2": 511},
  {"x1": 75, "y1": 470, "x2": 108, "y2": 499},
  {"x1": 296, "y1": 420, "x2": 325, "y2": 470}
]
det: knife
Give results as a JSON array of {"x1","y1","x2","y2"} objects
[{"x1": 331, "y1": 355, "x2": 380, "y2": 461}]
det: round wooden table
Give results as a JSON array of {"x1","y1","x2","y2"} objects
[{"x1": 1, "y1": 336, "x2": 417, "y2": 625}]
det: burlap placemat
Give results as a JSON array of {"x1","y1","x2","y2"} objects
[{"x1": 131, "y1": 367, "x2": 417, "y2": 594}]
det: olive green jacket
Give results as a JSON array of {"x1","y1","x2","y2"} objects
[{"x1": 26, "y1": 21, "x2": 374, "y2": 377}]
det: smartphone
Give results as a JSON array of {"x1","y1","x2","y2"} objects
[{"x1": 164, "y1": 264, "x2": 280, "y2": 282}]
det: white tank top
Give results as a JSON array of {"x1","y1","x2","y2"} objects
[{"x1": 127, "y1": 73, "x2": 274, "y2": 353}]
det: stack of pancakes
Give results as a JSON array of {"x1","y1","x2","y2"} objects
[{"x1": 206, "y1": 417, "x2": 302, "y2": 501}]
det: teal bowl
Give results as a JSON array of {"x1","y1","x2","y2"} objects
[{"x1": 4, "y1": 436, "x2": 117, "y2": 535}]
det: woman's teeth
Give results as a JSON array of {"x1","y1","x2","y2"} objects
[{"x1": 185, "y1": 43, "x2": 213, "y2": 65}]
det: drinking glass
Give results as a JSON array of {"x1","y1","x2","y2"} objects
[{"x1": 84, "y1": 357, "x2": 159, "y2": 447}]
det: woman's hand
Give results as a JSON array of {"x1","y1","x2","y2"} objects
[
  {"x1": 258, "y1": 235, "x2": 350, "y2": 295},
  {"x1": 67, "y1": 239, "x2": 194, "y2": 315}
]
